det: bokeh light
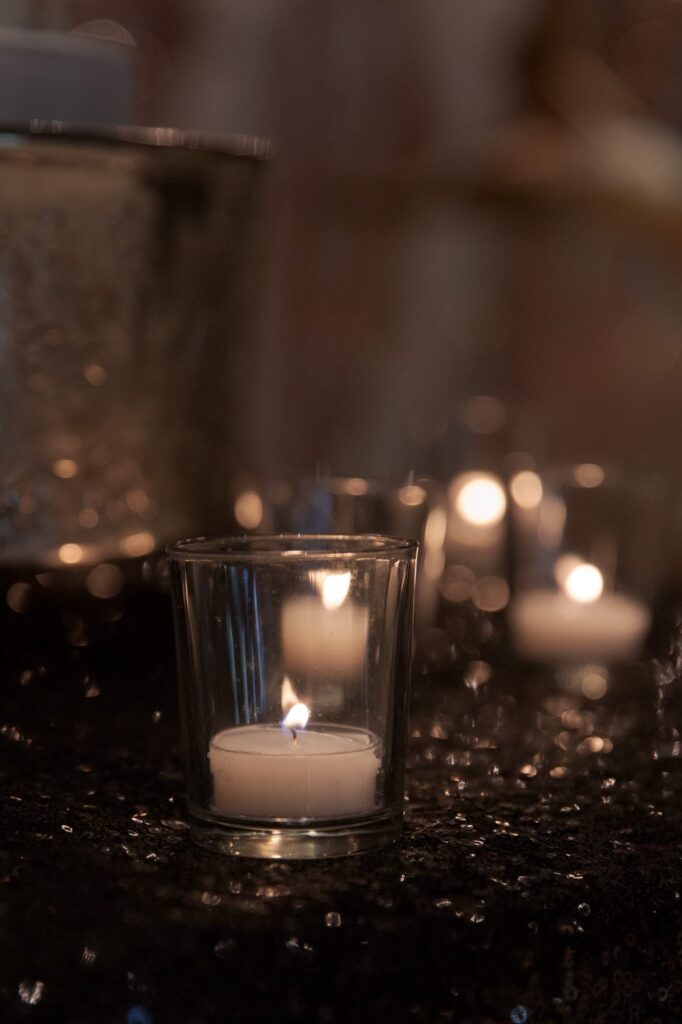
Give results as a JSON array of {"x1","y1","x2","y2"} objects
[
  {"x1": 342, "y1": 478, "x2": 370, "y2": 496},
  {"x1": 472, "y1": 575, "x2": 510, "y2": 612},
  {"x1": 574, "y1": 463, "x2": 605, "y2": 488},
  {"x1": 6, "y1": 582, "x2": 32, "y2": 613},
  {"x1": 453, "y1": 473, "x2": 507, "y2": 527},
  {"x1": 83, "y1": 363, "x2": 107, "y2": 386},
  {"x1": 463, "y1": 395, "x2": 506, "y2": 435},
  {"x1": 398, "y1": 484, "x2": 426, "y2": 506},
  {"x1": 119, "y1": 532, "x2": 155, "y2": 558},
  {"x1": 58, "y1": 543, "x2": 84, "y2": 565},
  {"x1": 71, "y1": 20, "x2": 136, "y2": 46},
  {"x1": 53, "y1": 459, "x2": 78, "y2": 480},
  {"x1": 510, "y1": 470, "x2": 543, "y2": 510},
  {"x1": 87, "y1": 564, "x2": 125, "y2": 599},
  {"x1": 581, "y1": 666, "x2": 609, "y2": 700},
  {"x1": 78, "y1": 508, "x2": 99, "y2": 529},
  {"x1": 439, "y1": 564, "x2": 475, "y2": 603},
  {"x1": 234, "y1": 491, "x2": 263, "y2": 530},
  {"x1": 564, "y1": 563, "x2": 604, "y2": 603}
]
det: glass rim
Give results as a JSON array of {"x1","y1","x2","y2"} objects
[
  {"x1": 166, "y1": 533, "x2": 418, "y2": 563},
  {"x1": 0, "y1": 121, "x2": 271, "y2": 163}
]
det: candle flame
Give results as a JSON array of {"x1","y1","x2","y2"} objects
[
  {"x1": 280, "y1": 675, "x2": 298, "y2": 713},
  {"x1": 283, "y1": 701, "x2": 310, "y2": 733},
  {"x1": 452, "y1": 473, "x2": 507, "y2": 527},
  {"x1": 321, "y1": 571, "x2": 351, "y2": 610},
  {"x1": 563, "y1": 562, "x2": 604, "y2": 604},
  {"x1": 280, "y1": 679, "x2": 310, "y2": 737}
]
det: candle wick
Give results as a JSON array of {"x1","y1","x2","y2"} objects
[{"x1": 290, "y1": 727, "x2": 298, "y2": 744}]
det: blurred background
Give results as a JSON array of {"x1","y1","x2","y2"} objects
[
  {"x1": 5, "y1": 0, "x2": 682, "y2": 478},
  {"x1": 3, "y1": 0, "x2": 682, "y2": 672}
]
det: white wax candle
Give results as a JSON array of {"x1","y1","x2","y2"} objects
[
  {"x1": 509, "y1": 589, "x2": 651, "y2": 662},
  {"x1": 281, "y1": 597, "x2": 368, "y2": 678},
  {"x1": 209, "y1": 724, "x2": 380, "y2": 820}
]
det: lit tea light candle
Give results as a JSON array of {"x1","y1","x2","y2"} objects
[
  {"x1": 280, "y1": 571, "x2": 368, "y2": 678},
  {"x1": 509, "y1": 560, "x2": 650, "y2": 662},
  {"x1": 209, "y1": 682, "x2": 380, "y2": 819}
]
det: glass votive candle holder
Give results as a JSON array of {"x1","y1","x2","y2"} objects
[
  {"x1": 287, "y1": 475, "x2": 390, "y2": 535},
  {"x1": 167, "y1": 534, "x2": 417, "y2": 859},
  {"x1": 506, "y1": 464, "x2": 662, "y2": 664}
]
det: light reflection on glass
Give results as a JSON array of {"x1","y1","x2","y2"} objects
[
  {"x1": 320, "y1": 571, "x2": 351, "y2": 610},
  {"x1": 463, "y1": 659, "x2": 492, "y2": 691}
]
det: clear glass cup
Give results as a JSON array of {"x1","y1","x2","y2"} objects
[
  {"x1": 167, "y1": 534, "x2": 417, "y2": 859},
  {"x1": 286, "y1": 476, "x2": 390, "y2": 535}
]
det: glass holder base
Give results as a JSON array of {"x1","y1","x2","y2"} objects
[{"x1": 189, "y1": 808, "x2": 402, "y2": 860}]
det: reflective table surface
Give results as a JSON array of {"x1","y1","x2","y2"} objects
[{"x1": 1, "y1": 594, "x2": 681, "y2": 1023}]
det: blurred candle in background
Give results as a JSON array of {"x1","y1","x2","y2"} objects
[
  {"x1": 509, "y1": 558, "x2": 651, "y2": 663},
  {"x1": 507, "y1": 463, "x2": 663, "y2": 664},
  {"x1": 446, "y1": 472, "x2": 507, "y2": 578}
]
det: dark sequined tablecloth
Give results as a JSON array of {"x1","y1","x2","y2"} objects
[{"x1": 1, "y1": 601, "x2": 681, "y2": 1024}]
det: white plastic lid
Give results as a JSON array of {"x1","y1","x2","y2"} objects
[{"x1": 0, "y1": 27, "x2": 134, "y2": 126}]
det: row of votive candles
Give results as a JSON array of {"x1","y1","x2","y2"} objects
[
  {"x1": 229, "y1": 469, "x2": 653, "y2": 667},
  {"x1": 418, "y1": 466, "x2": 652, "y2": 664}
]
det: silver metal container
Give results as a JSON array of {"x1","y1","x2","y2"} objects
[{"x1": 0, "y1": 124, "x2": 270, "y2": 570}]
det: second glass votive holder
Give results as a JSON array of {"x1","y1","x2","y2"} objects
[
  {"x1": 167, "y1": 535, "x2": 417, "y2": 859},
  {"x1": 506, "y1": 464, "x2": 661, "y2": 665}
]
